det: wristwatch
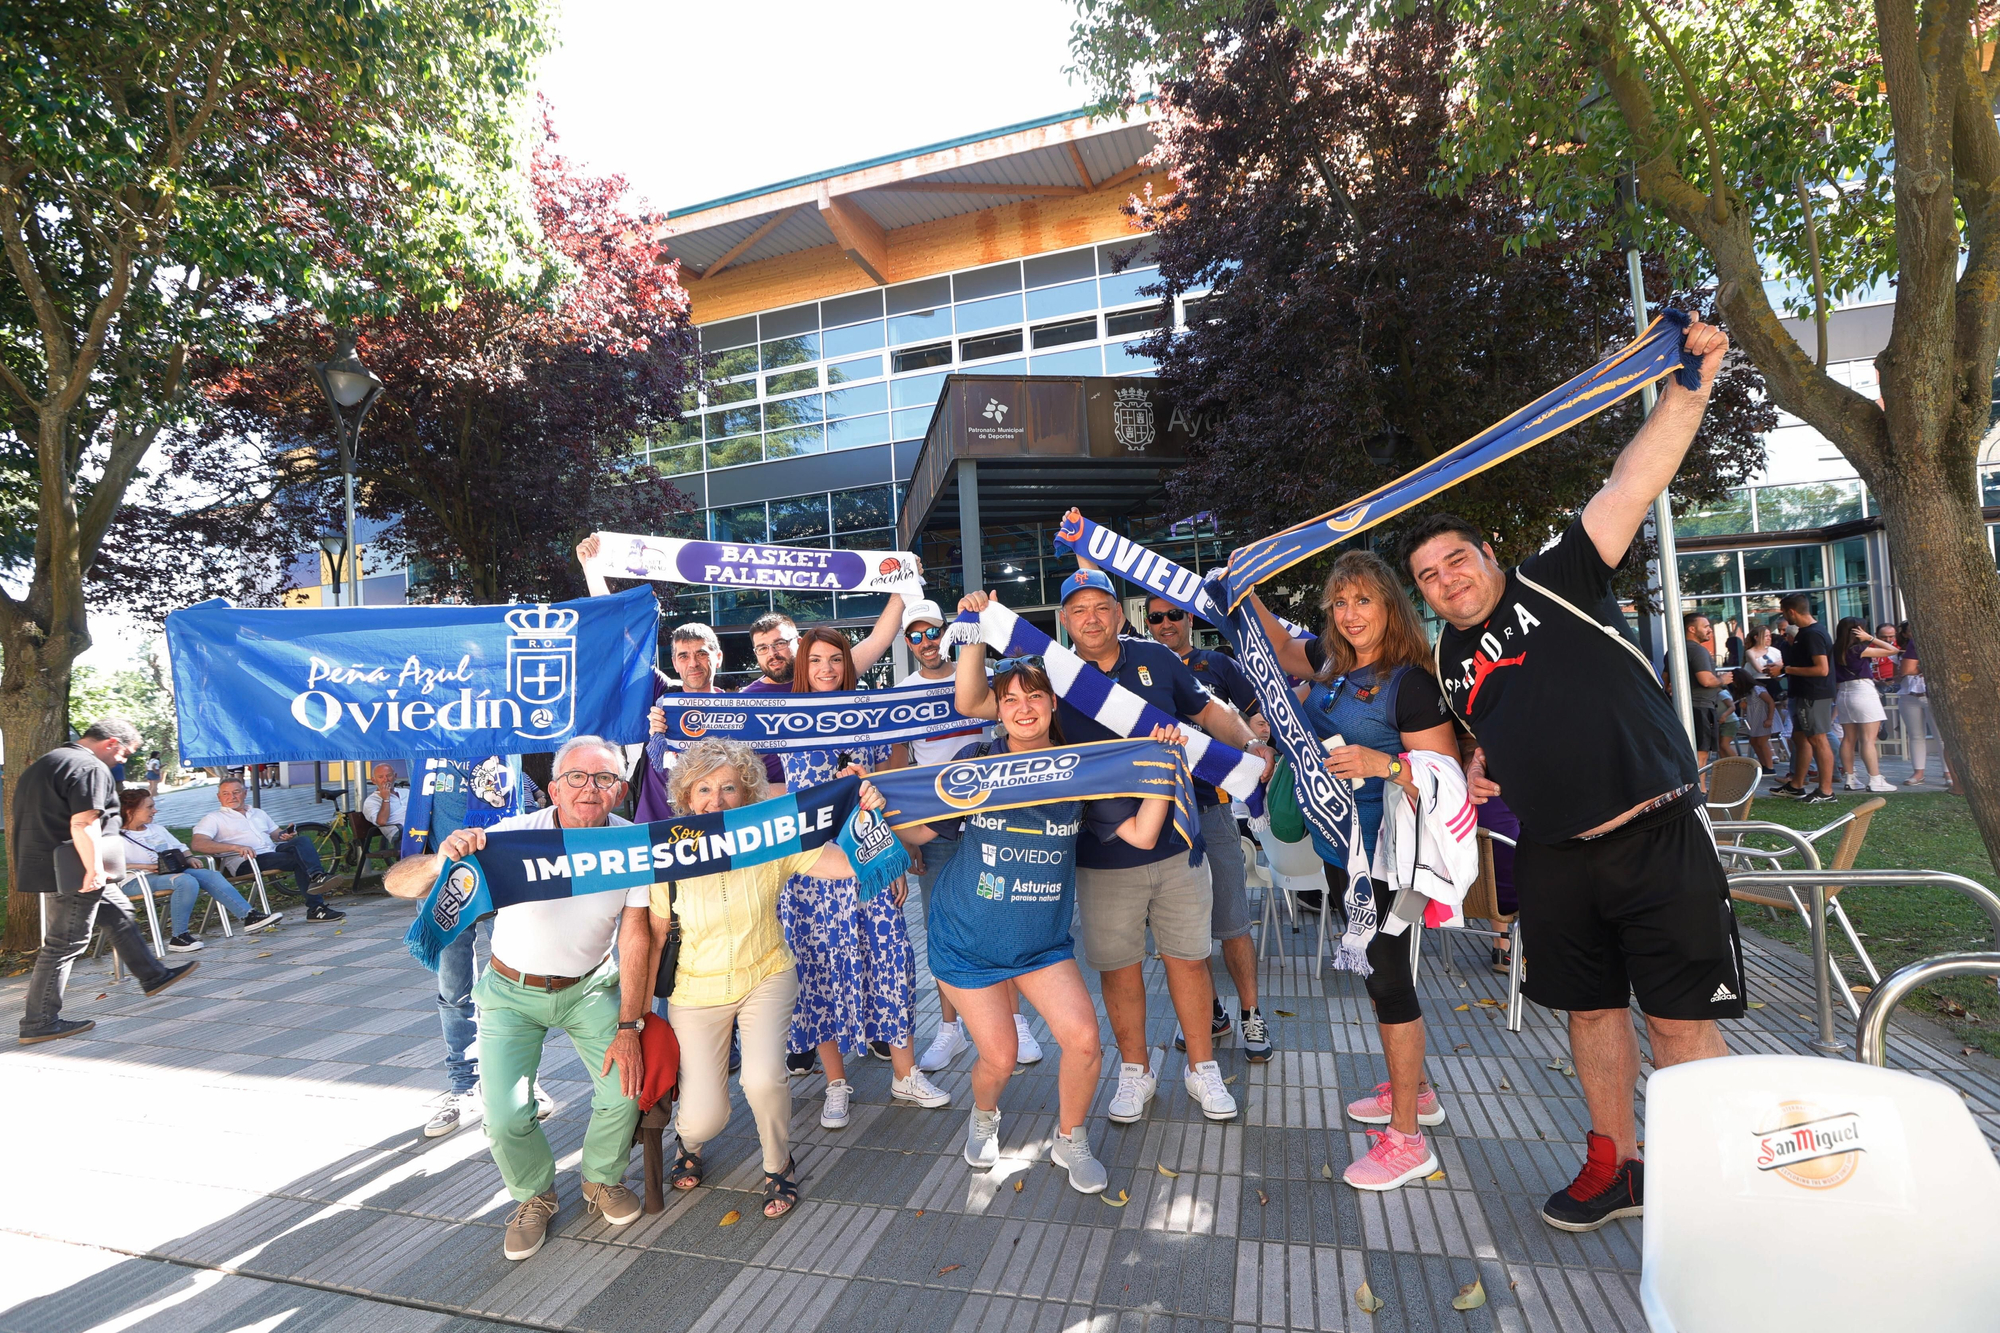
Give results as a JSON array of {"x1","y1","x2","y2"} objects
[
  {"x1": 1388, "y1": 753, "x2": 1407, "y2": 781},
  {"x1": 616, "y1": 1020, "x2": 642, "y2": 1032}
]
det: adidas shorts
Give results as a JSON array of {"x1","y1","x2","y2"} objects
[{"x1": 1513, "y1": 793, "x2": 1746, "y2": 1021}]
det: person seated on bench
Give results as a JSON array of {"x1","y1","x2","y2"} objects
[
  {"x1": 190, "y1": 777, "x2": 345, "y2": 922},
  {"x1": 119, "y1": 788, "x2": 282, "y2": 951},
  {"x1": 360, "y1": 763, "x2": 407, "y2": 851}
]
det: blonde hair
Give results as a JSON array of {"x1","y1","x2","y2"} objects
[
  {"x1": 1316, "y1": 550, "x2": 1437, "y2": 682},
  {"x1": 667, "y1": 738, "x2": 770, "y2": 813}
]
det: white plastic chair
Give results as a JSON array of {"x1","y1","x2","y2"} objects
[
  {"x1": 1640, "y1": 1053, "x2": 2000, "y2": 1332},
  {"x1": 1253, "y1": 825, "x2": 1332, "y2": 974}
]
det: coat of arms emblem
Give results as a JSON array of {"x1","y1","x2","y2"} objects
[
  {"x1": 1113, "y1": 385, "x2": 1155, "y2": 451},
  {"x1": 506, "y1": 604, "x2": 579, "y2": 740}
]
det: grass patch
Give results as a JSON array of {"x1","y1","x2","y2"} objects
[{"x1": 1726, "y1": 791, "x2": 2000, "y2": 1056}]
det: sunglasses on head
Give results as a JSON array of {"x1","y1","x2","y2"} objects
[
  {"x1": 1147, "y1": 609, "x2": 1188, "y2": 625},
  {"x1": 905, "y1": 626, "x2": 943, "y2": 644}
]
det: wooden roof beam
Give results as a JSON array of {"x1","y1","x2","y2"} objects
[
  {"x1": 1091, "y1": 160, "x2": 1154, "y2": 193},
  {"x1": 695, "y1": 204, "x2": 805, "y2": 279},
  {"x1": 867, "y1": 180, "x2": 1086, "y2": 198},
  {"x1": 816, "y1": 184, "x2": 889, "y2": 284},
  {"x1": 1065, "y1": 141, "x2": 1095, "y2": 189}
]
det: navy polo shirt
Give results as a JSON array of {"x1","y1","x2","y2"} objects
[
  {"x1": 1060, "y1": 637, "x2": 1211, "y2": 870},
  {"x1": 1179, "y1": 646, "x2": 1256, "y2": 807}
]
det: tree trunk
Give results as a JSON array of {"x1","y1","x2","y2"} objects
[
  {"x1": 1, "y1": 631, "x2": 79, "y2": 951},
  {"x1": 1868, "y1": 457, "x2": 2000, "y2": 869}
]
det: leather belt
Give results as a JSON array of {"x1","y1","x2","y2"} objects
[{"x1": 489, "y1": 956, "x2": 583, "y2": 992}]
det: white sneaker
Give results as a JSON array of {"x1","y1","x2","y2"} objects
[
  {"x1": 1051, "y1": 1125, "x2": 1108, "y2": 1194},
  {"x1": 425, "y1": 1089, "x2": 481, "y2": 1138},
  {"x1": 533, "y1": 1083, "x2": 554, "y2": 1121},
  {"x1": 1107, "y1": 1062, "x2": 1156, "y2": 1123},
  {"x1": 918, "y1": 1020, "x2": 969, "y2": 1071},
  {"x1": 1184, "y1": 1060, "x2": 1238, "y2": 1121},
  {"x1": 821, "y1": 1078, "x2": 854, "y2": 1128},
  {"x1": 964, "y1": 1106, "x2": 1001, "y2": 1168},
  {"x1": 891, "y1": 1069, "x2": 952, "y2": 1108},
  {"x1": 1868, "y1": 775, "x2": 1896, "y2": 793},
  {"x1": 1845, "y1": 773, "x2": 1866, "y2": 791},
  {"x1": 1013, "y1": 1014, "x2": 1043, "y2": 1065}
]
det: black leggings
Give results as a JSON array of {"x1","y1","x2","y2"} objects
[{"x1": 1326, "y1": 864, "x2": 1422, "y2": 1026}]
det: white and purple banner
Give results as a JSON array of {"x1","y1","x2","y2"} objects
[{"x1": 591, "y1": 532, "x2": 924, "y2": 596}]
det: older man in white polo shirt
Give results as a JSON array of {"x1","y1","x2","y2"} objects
[{"x1": 385, "y1": 735, "x2": 652, "y2": 1262}]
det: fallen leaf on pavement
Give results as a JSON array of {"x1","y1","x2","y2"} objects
[
  {"x1": 1223, "y1": 1074, "x2": 1238, "y2": 1084},
  {"x1": 1474, "y1": 998, "x2": 1499, "y2": 1007},
  {"x1": 257, "y1": 952, "x2": 274, "y2": 958},
  {"x1": 1452, "y1": 1279, "x2": 1486, "y2": 1310},
  {"x1": 1257, "y1": 1189, "x2": 1268, "y2": 1206},
  {"x1": 1013, "y1": 1179, "x2": 1023, "y2": 1192},
  {"x1": 1320, "y1": 1164, "x2": 1333, "y2": 1180},
  {"x1": 1356, "y1": 1282, "x2": 1385, "y2": 1313},
  {"x1": 1498, "y1": 1077, "x2": 1512, "y2": 1091},
  {"x1": 1274, "y1": 1010, "x2": 1296, "y2": 1017},
  {"x1": 93, "y1": 992, "x2": 108, "y2": 1000},
  {"x1": 1453, "y1": 1043, "x2": 1471, "y2": 1052},
  {"x1": 1427, "y1": 1170, "x2": 1446, "y2": 1181},
  {"x1": 915, "y1": 1209, "x2": 924, "y2": 1217},
  {"x1": 1453, "y1": 1004, "x2": 1469, "y2": 1011},
  {"x1": 1156, "y1": 1164, "x2": 1179, "y2": 1177},
  {"x1": 1101, "y1": 1190, "x2": 1129, "y2": 1208},
  {"x1": 718, "y1": 1210, "x2": 740, "y2": 1226},
  {"x1": 1747, "y1": 1000, "x2": 1765, "y2": 1009},
  {"x1": 938, "y1": 1263, "x2": 961, "y2": 1274}
]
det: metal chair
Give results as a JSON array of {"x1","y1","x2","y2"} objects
[
  {"x1": 185, "y1": 850, "x2": 273, "y2": 932},
  {"x1": 1700, "y1": 755, "x2": 1761, "y2": 822},
  {"x1": 1720, "y1": 797, "x2": 1887, "y2": 1015},
  {"x1": 1433, "y1": 829, "x2": 1525, "y2": 1033}
]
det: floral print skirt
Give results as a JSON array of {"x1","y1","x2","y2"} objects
[{"x1": 780, "y1": 872, "x2": 917, "y2": 1055}]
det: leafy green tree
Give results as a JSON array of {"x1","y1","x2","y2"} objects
[
  {"x1": 1072, "y1": 0, "x2": 2000, "y2": 876},
  {"x1": 68, "y1": 647, "x2": 179, "y2": 786},
  {"x1": 0, "y1": 2, "x2": 553, "y2": 947}
]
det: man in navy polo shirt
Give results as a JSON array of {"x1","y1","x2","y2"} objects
[{"x1": 958, "y1": 572, "x2": 1272, "y2": 1124}]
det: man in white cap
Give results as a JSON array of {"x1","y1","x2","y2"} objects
[{"x1": 885, "y1": 598, "x2": 1021, "y2": 1072}]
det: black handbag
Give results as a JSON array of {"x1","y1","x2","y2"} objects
[
  {"x1": 652, "y1": 881, "x2": 681, "y2": 999},
  {"x1": 125, "y1": 832, "x2": 193, "y2": 874}
]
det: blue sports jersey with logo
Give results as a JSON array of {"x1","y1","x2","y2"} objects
[{"x1": 926, "y1": 797, "x2": 1083, "y2": 990}]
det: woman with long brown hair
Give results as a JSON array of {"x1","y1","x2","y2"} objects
[
  {"x1": 777, "y1": 625, "x2": 951, "y2": 1125},
  {"x1": 1250, "y1": 549, "x2": 1462, "y2": 1191}
]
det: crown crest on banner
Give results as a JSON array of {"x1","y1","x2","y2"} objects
[{"x1": 504, "y1": 604, "x2": 578, "y2": 636}]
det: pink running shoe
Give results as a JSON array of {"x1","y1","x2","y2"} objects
[
  {"x1": 1345, "y1": 1081, "x2": 1447, "y2": 1126},
  {"x1": 1343, "y1": 1128, "x2": 1439, "y2": 1191}
]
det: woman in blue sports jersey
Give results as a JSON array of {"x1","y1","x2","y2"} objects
[{"x1": 898, "y1": 643, "x2": 1181, "y2": 1195}]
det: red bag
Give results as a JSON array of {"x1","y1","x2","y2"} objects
[{"x1": 638, "y1": 1012, "x2": 680, "y2": 1112}]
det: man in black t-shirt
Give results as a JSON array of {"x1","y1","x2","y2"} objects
[
  {"x1": 1775, "y1": 592, "x2": 1837, "y2": 802},
  {"x1": 17, "y1": 719, "x2": 197, "y2": 1044},
  {"x1": 1402, "y1": 316, "x2": 1738, "y2": 1235},
  {"x1": 1683, "y1": 613, "x2": 1725, "y2": 770}
]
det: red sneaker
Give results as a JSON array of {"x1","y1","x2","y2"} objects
[{"x1": 1541, "y1": 1130, "x2": 1643, "y2": 1231}]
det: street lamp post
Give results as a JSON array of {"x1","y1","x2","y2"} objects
[{"x1": 311, "y1": 331, "x2": 385, "y2": 815}]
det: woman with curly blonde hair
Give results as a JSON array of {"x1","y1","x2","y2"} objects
[{"x1": 650, "y1": 737, "x2": 887, "y2": 1219}]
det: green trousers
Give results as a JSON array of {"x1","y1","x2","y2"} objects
[{"x1": 472, "y1": 961, "x2": 639, "y2": 1201}]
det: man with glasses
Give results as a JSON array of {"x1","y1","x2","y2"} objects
[
  {"x1": 17, "y1": 718, "x2": 201, "y2": 1044},
  {"x1": 887, "y1": 599, "x2": 1019, "y2": 1072},
  {"x1": 385, "y1": 736, "x2": 654, "y2": 1262},
  {"x1": 1142, "y1": 593, "x2": 1274, "y2": 1065}
]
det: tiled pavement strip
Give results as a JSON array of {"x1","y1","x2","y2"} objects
[{"x1": 3, "y1": 874, "x2": 1997, "y2": 1333}]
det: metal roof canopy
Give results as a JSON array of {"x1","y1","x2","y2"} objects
[{"x1": 898, "y1": 375, "x2": 1209, "y2": 593}]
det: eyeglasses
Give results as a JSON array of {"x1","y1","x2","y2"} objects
[
  {"x1": 1147, "y1": 609, "x2": 1187, "y2": 625},
  {"x1": 555, "y1": 771, "x2": 624, "y2": 791},
  {"x1": 905, "y1": 626, "x2": 943, "y2": 644}
]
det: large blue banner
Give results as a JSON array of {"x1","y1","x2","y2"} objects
[{"x1": 166, "y1": 585, "x2": 659, "y2": 766}]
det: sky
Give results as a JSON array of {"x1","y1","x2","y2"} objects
[{"x1": 77, "y1": 0, "x2": 1091, "y2": 675}]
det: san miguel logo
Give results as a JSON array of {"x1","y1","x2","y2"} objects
[
  {"x1": 935, "y1": 752, "x2": 1083, "y2": 810},
  {"x1": 506, "y1": 604, "x2": 579, "y2": 741},
  {"x1": 1751, "y1": 1100, "x2": 1867, "y2": 1190}
]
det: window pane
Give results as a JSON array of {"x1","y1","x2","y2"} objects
[
  {"x1": 1030, "y1": 345, "x2": 1103, "y2": 376},
  {"x1": 1182, "y1": 295, "x2": 1214, "y2": 325},
  {"x1": 823, "y1": 319, "x2": 886, "y2": 359},
  {"x1": 835, "y1": 590, "x2": 890, "y2": 620},
  {"x1": 1833, "y1": 585, "x2": 1872, "y2": 622},
  {"x1": 1105, "y1": 306, "x2": 1164, "y2": 337},
  {"x1": 1099, "y1": 269, "x2": 1159, "y2": 309},
  {"x1": 1832, "y1": 537, "x2": 1870, "y2": 586},
  {"x1": 765, "y1": 394, "x2": 824, "y2": 428},
  {"x1": 708, "y1": 405, "x2": 761, "y2": 438},
  {"x1": 954, "y1": 261, "x2": 1021, "y2": 302},
  {"x1": 1032, "y1": 315, "x2": 1097, "y2": 349},
  {"x1": 1098, "y1": 237, "x2": 1159, "y2": 273},
  {"x1": 761, "y1": 333, "x2": 819, "y2": 370},
  {"x1": 760, "y1": 303, "x2": 818, "y2": 340},
  {"x1": 832, "y1": 485, "x2": 893, "y2": 532},
  {"x1": 960, "y1": 329, "x2": 1024, "y2": 362},
  {"x1": 892, "y1": 342, "x2": 952, "y2": 374},
  {"x1": 827, "y1": 413, "x2": 892, "y2": 450},
  {"x1": 1982, "y1": 466, "x2": 2000, "y2": 507},
  {"x1": 771, "y1": 589, "x2": 834, "y2": 622},
  {"x1": 658, "y1": 510, "x2": 705, "y2": 539},
  {"x1": 1105, "y1": 340, "x2": 1157, "y2": 375},
  {"x1": 1741, "y1": 544, "x2": 1824, "y2": 592},
  {"x1": 765, "y1": 367, "x2": 818, "y2": 395},
  {"x1": 835, "y1": 526, "x2": 896, "y2": 552},
  {"x1": 1755, "y1": 480, "x2": 1861, "y2": 531},
  {"x1": 708, "y1": 378, "x2": 757, "y2": 405},
  {"x1": 705, "y1": 436, "x2": 762, "y2": 468},
  {"x1": 892, "y1": 407, "x2": 936, "y2": 439},
  {"x1": 826, "y1": 352, "x2": 884, "y2": 384},
  {"x1": 649, "y1": 443, "x2": 702, "y2": 476},
  {"x1": 765, "y1": 425, "x2": 826, "y2": 458},
  {"x1": 891, "y1": 370, "x2": 950, "y2": 409},
  {"x1": 714, "y1": 589, "x2": 772, "y2": 627},
  {"x1": 954, "y1": 292, "x2": 1022, "y2": 334},
  {"x1": 710, "y1": 346, "x2": 758, "y2": 379},
  {"x1": 710, "y1": 503, "x2": 768, "y2": 542},
  {"x1": 1025, "y1": 247, "x2": 1097, "y2": 288},
  {"x1": 670, "y1": 590, "x2": 713, "y2": 623},
  {"x1": 888, "y1": 275, "x2": 951, "y2": 315},
  {"x1": 823, "y1": 289, "x2": 885, "y2": 328},
  {"x1": 1678, "y1": 489, "x2": 1751, "y2": 537},
  {"x1": 703, "y1": 316, "x2": 757, "y2": 350},
  {"x1": 1676, "y1": 552, "x2": 1739, "y2": 596},
  {"x1": 888, "y1": 307, "x2": 952, "y2": 345},
  {"x1": 769, "y1": 494, "x2": 830, "y2": 541},
  {"x1": 827, "y1": 382, "x2": 889, "y2": 419},
  {"x1": 968, "y1": 357, "x2": 1025, "y2": 376},
  {"x1": 652, "y1": 416, "x2": 701, "y2": 447},
  {"x1": 1026, "y1": 279, "x2": 1097, "y2": 321}
]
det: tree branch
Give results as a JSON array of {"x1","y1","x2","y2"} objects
[{"x1": 1631, "y1": 0, "x2": 1730, "y2": 223}]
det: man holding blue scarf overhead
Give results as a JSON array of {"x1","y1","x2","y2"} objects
[{"x1": 384, "y1": 734, "x2": 653, "y2": 1263}]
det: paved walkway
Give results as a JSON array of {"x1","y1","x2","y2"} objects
[{"x1": 3, "y1": 879, "x2": 1995, "y2": 1333}]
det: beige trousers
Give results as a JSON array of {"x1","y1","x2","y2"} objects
[{"x1": 669, "y1": 967, "x2": 798, "y2": 1173}]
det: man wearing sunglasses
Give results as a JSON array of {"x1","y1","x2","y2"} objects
[
  {"x1": 1143, "y1": 593, "x2": 1274, "y2": 1065},
  {"x1": 385, "y1": 736, "x2": 655, "y2": 1262}
]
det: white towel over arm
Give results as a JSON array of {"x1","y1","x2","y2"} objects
[{"x1": 1370, "y1": 750, "x2": 1480, "y2": 935}]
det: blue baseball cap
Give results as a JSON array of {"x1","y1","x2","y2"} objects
[{"x1": 1058, "y1": 569, "x2": 1118, "y2": 604}]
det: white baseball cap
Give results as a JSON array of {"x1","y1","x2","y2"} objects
[{"x1": 901, "y1": 598, "x2": 946, "y2": 632}]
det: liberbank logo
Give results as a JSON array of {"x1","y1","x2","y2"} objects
[
  {"x1": 287, "y1": 604, "x2": 581, "y2": 745},
  {"x1": 935, "y1": 751, "x2": 1082, "y2": 810}
]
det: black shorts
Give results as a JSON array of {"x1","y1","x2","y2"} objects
[
  {"x1": 1690, "y1": 703, "x2": 1719, "y2": 753},
  {"x1": 1514, "y1": 795, "x2": 1746, "y2": 1021}
]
